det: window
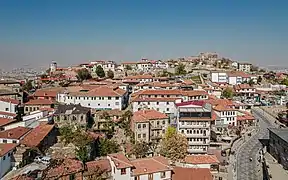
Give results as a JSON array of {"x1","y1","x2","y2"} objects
[
  {"x1": 134, "y1": 176, "x2": 140, "y2": 180},
  {"x1": 8, "y1": 153, "x2": 10, "y2": 157},
  {"x1": 116, "y1": 97, "x2": 119, "y2": 100},
  {"x1": 12, "y1": 140, "x2": 17, "y2": 143},
  {"x1": 161, "y1": 171, "x2": 166, "y2": 178},
  {"x1": 69, "y1": 174, "x2": 75, "y2": 180},
  {"x1": 143, "y1": 124, "x2": 146, "y2": 128},
  {"x1": 98, "y1": 104, "x2": 100, "y2": 106},
  {"x1": 166, "y1": 108, "x2": 169, "y2": 111},
  {"x1": 138, "y1": 124, "x2": 141, "y2": 129},
  {"x1": 166, "y1": 102, "x2": 169, "y2": 105},
  {"x1": 3, "y1": 155, "x2": 5, "y2": 160},
  {"x1": 143, "y1": 133, "x2": 146, "y2": 138},
  {"x1": 3, "y1": 140, "x2": 7, "y2": 143},
  {"x1": 162, "y1": 120, "x2": 165, "y2": 125},
  {"x1": 5, "y1": 108, "x2": 9, "y2": 111},
  {"x1": 115, "y1": 102, "x2": 119, "y2": 105},
  {"x1": 108, "y1": 97, "x2": 111, "y2": 100},
  {"x1": 138, "y1": 102, "x2": 140, "y2": 105},
  {"x1": 25, "y1": 107, "x2": 28, "y2": 111},
  {"x1": 121, "y1": 168, "x2": 126, "y2": 175},
  {"x1": 88, "y1": 103, "x2": 90, "y2": 106},
  {"x1": 108, "y1": 104, "x2": 110, "y2": 106},
  {"x1": 156, "y1": 102, "x2": 159, "y2": 105}
]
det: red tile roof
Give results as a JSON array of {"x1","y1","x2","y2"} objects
[
  {"x1": 213, "y1": 104, "x2": 235, "y2": 112},
  {"x1": 131, "y1": 156, "x2": 170, "y2": 176},
  {"x1": 34, "y1": 88, "x2": 63, "y2": 98},
  {"x1": 0, "y1": 98, "x2": 20, "y2": 104},
  {"x1": 0, "y1": 143, "x2": 17, "y2": 157},
  {"x1": 85, "y1": 158, "x2": 111, "y2": 176},
  {"x1": 0, "y1": 111, "x2": 17, "y2": 117},
  {"x1": 184, "y1": 155, "x2": 219, "y2": 164},
  {"x1": 20, "y1": 123, "x2": 54, "y2": 147},
  {"x1": 25, "y1": 99, "x2": 55, "y2": 105},
  {"x1": 176, "y1": 100, "x2": 205, "y2": 107},
  {"x1": 184, "y1": 90, "x2": 208, "y2": 96},
  {"x1": 124, "y1": 75, "x2": 153, "y2": 79},
  {"x1": 172, "y1": 167, "x2": 212, "y2": 180},
  {"x1": 43, "y1": 159, "x2": 83, "y2": 179},
  {"x1": 132, "y1": 97, "x2": 180, "y2": 102},
  {"x1": 0, "y1": 118, "x2": 17, "y2": 127},
  {"x1": 139, "y1": 89, "x2": 183, "y2": 95},
  {"x1": 0, "y1": 127, "x2": 31, "y2": 139},
  {"x1": 133, "y1": 109, "x2": 168, "y2": 123},
  {"x1": 108, "y1": 152, "x2": 134, "y2": 169},
  {"x1": 70, "y1": 86, "x2": 126, "y2": 97}
]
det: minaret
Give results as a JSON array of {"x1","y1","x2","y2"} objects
[{"x1": 50, "y1": 61, "x2": 57, "y2": 73}]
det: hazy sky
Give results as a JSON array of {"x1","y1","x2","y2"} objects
[{"x1": 0, "y1": 0, "x2": 287, "y2": 70}]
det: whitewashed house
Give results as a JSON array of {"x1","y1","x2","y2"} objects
[
  {"x1": 0, "y1": 143, "x2": 17, "y2": 178},
  {"x1": 57, "y1": 86, "x2": 129, "y2": 110}
]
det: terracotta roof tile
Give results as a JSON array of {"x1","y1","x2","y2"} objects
[
  {"x1": 0, "y1": 127, "x2": 31, "y2": 139},
  {"x1": 0, "y1": 143, "x2": 17, "y2": 157},
  {"x1": 139, "y1": 89, "x2": 183, "y2": 95},
  {"x1": 0, "y1": 118, "x2": 17, "y2": 127},
  {"x1": 131, "y1": 156, "x2": 170, "y2": 176},
  {"x1": 20, "y1": 123, "x2": 55, "y2": 147},
  {"x1": 34, "y1": 88, "x2": 63, "y2": 97},
  {"x1": 0, "y1": 111, "x2": 17, "y2": 117},
  {"x1": 184, "y1": 90, "x2": 208, "y2": 96},
  {"x1": 213, "y1": 104, "x2": 234, "y2": 112},
  {"x1": 0, "y1": 98, "x2": 20, "y2": 104},
  {"x1": 184, "y1": 155, "x2": 219, "y2": 164},
  {"x1": 132, "y1": 109, "x2": 167, "y2": 123},
  {"x1": 85, "y1": 158, "x2": 111, "y2": 176},
  {"x1": 132, "y1": 97, "x2": 180, "y2": 102},
  {"x1": 172, "y1": 167, "x2": 212, "y2": 180},
  {"x1": 124, "y1": 75, "x2": 153, "y2": 79},
  {"x1": 43, "y1": 159, "x2": 83, "y2": 179},
  {"x1": 25, "y1": 99, "x2": 55, "y2": 105},
  {"x1": 108, "y1": 152, "x2": 134, "y2": 169},
  {"x1": 70, "y1": 86, "x2": 126, "y2": 97}
]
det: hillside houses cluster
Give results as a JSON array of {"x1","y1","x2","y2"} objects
[{"x1": 0, "y1": 52, "x2": 287, "y2": 180}]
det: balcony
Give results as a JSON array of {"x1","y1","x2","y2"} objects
[
  {"x1": 179, "y1": 124, "x2": 208, "y2": 128},
  {"x1": 151, "y1": 135, "x2": 162, "y2": 140}
]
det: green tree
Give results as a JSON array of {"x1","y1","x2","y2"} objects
[
  {"x1": 175, "y1": 63, "x2": 187, "y2": 75},
  {"x1": 257, "y1": 76, "x2": 262, "y2": 84},
  {"x1": 22, "y1": 80, "x2": 33, "y2": 91},
  {"x1": 125, "y1": 65, "x2": 132, "y2": 71},
  {"x1": 107, "y1": 69, "x2": 114, "y2": 79},
  {"x1": 96, "y1": 65, "x2": 105, "y2": 78},
  {"x1": 99, "y1": 138, "x2": 120, "y2": 156},
  {"x1": 59, "y1": 126, "x2": 74, "y2": 145},
  {"x1": 222, "y1": 87, "x2": 234, "y2": 99},
  {"x1": 281, "y1": 78, "x2": 288, "y2": 86},
  {"x1": 131, "y1": 141, "x2": 149, "y2": 158},
  {"x1": 160, "y1": 126, "x2": 188, "y2": 162},
  {"x1": 77, "y1": 69, "x2": 92, "y2": 81},
  {"x1": 248, "y1": 79, "x2": 254, "y2": 86}
]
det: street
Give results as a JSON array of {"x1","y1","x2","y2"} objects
[{"x1": 236, "y1": 107, "x2": 276, "y2": 180}]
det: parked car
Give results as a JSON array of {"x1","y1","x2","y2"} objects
[{"x1": 34, "y1": 156, "x2": 51, "y2": 165}]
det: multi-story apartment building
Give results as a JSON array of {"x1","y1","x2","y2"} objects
[
  {"x1": 91, "y1": 60, "x2": 117, "y2": 72},
  {"x1": 57, "y1": 86, "x2": 129, "y2": 110},
  {"x1": 132, "y1": 109, "x2": 169, "y2": 143},
  {"x1": 132, "y1": 97, "x2": 179, "y2": 117},
  {"x1": 211, "y1": 71, "x2": 257, "y2": 85},
  {"x1": 268, "y1": 128, "x2": 288, "y2": 170},
  {"x1": 233, "y1": 84, "x2": 257, "y2": 100},
  {"x1": 0, "y1": 98, "x2": 19, "y2": 119},
  {"x1": 176, "y1": 101, "x2": 212, "y2": 154},
  {"x1": 213, "y1": 104, "x2": 237, "y2": 127},
  {"x1": 237, "y1": 63, "x2": 252, "y2": 72}
]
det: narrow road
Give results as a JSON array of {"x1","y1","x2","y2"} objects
[{"x1": 236, "y1": 107, "x2": 276, "y2": 180}]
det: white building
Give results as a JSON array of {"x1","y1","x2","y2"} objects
[
  {"x1": 0, "y1": 127, "x2": 31, "y2": 144},
  {"x1": 107, "y1": 152, "x2": 172, "y2": 180},
  {"x1": 0, "y1": 98, "x2": 19, "y2": 117},
  {"x1": 176, "y1": 101, "x2": 212, "y2": 154},
  {"x1": 213, "y1": 104, "x2": 237, "y2": 126},
  {"x1": 0, "y1": 143, "x2": 17, "y2": 178},
  {"x1": 211, "y1": 72, "x2": 227, "y2": 84},
  {"x1": 238, "y1": 63, "x2": 252, "y2": 72},
  {"x1": 57, "y1": 86, "x2": 128, "y2": 110},
  {"x1": 124, "y1": 75, "x2": 154, "y2": 83}
]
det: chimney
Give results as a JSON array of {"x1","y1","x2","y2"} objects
[{"x1": 8, "y1": 132, "x2": 13, "y2": 137}]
